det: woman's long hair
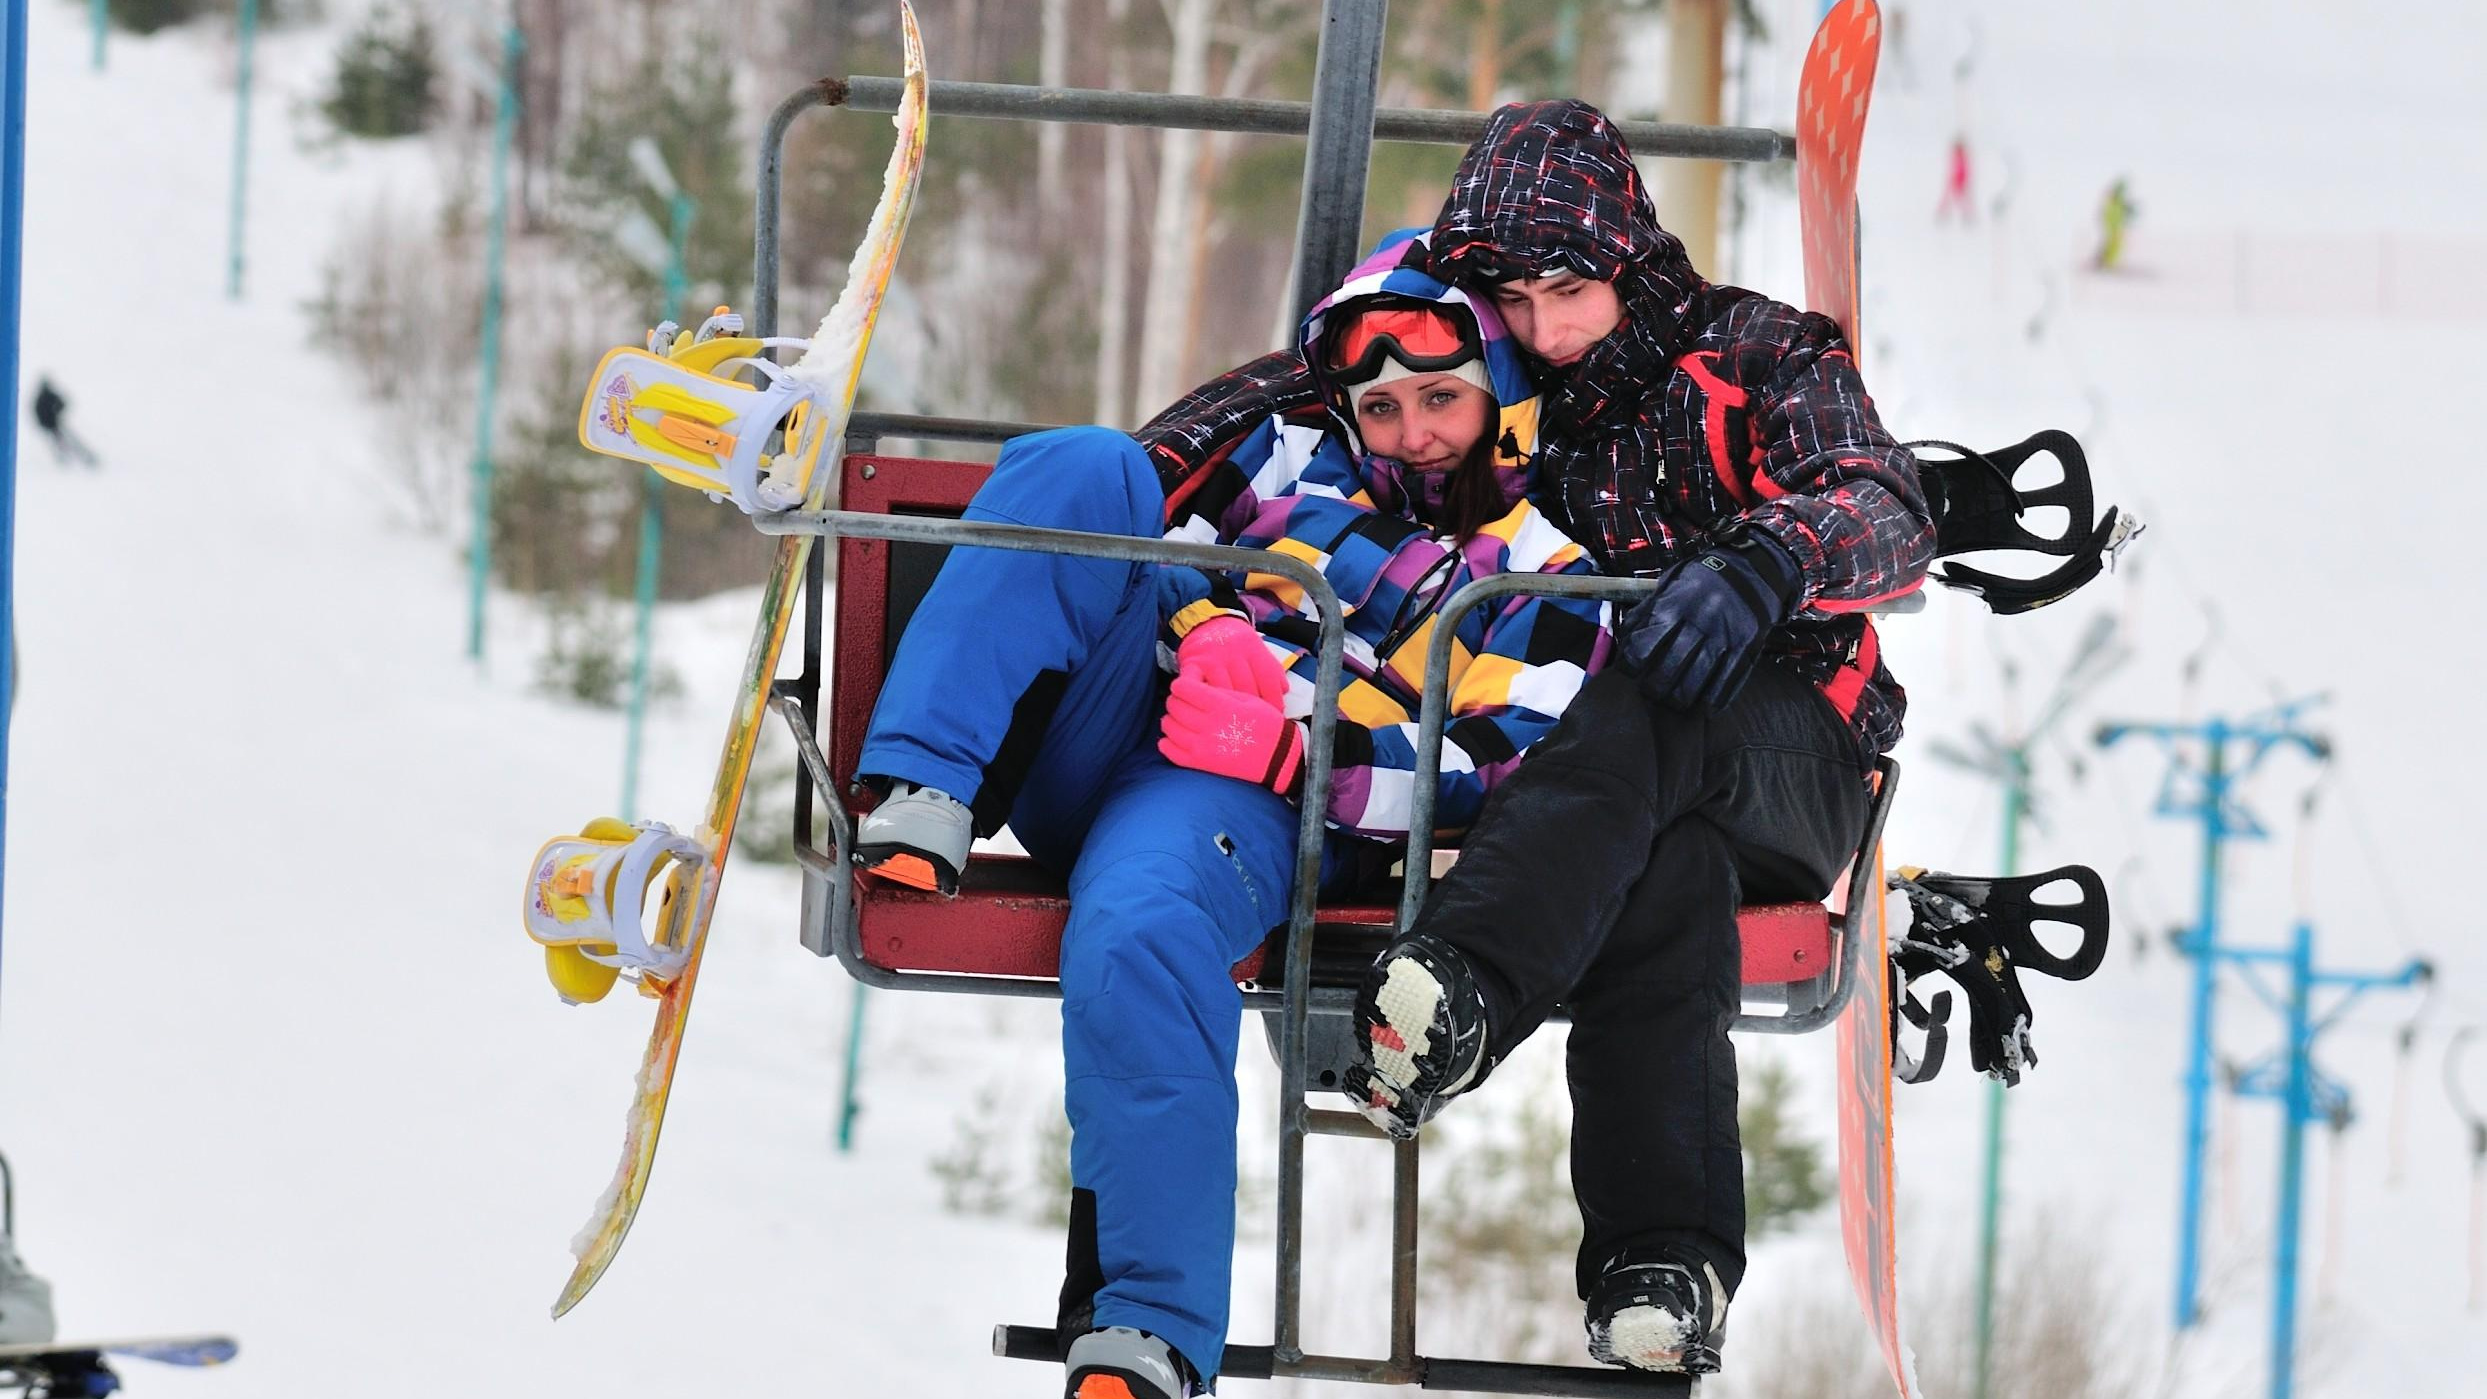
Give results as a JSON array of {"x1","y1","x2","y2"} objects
[{"x1": 1431, "y1": 416, "x2": 1514, "y2": 545}]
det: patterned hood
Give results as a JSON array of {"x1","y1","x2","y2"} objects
[
  {"x1": 1298, "y1": 229, "x2": 1544, "y2": 521},
  {"x1": 1427, "y1": 99, "x2": 1707, "y2": 434}
]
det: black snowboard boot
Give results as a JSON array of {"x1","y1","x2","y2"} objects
[
  {"x1": 1342, "y1": 933, "x2": 1488, "y2": 1138},
  {"x1": 1584, "y1": 1247, "x2": 1728, "y2": 1374}
]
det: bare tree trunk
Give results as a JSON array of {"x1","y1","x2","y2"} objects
[
  {"x1": 1039, "y1": 0, "x2": 1070, "y2": 202},
  {"x1": 951, "y1": 0, "x2": 982, "y2": 76},
  {"x1": 1466, "y1": 0, "x2": 1504, "y2": 108},
  {"x1": 1178, "y1": 143, "x2": 1223, "y2": 378},
  {"x1": 1658, "y1": 0, "x2": 1728, "y2": 275},
  {"x1": 514, "y1": 0, "x2": 574, "y2": 233},
  {"x1": 1132, "y1": 0, "x2": 1214, "y2": 418},
  {"x1": 1093, "y1": 0, "x2": 1137, "y2": 426}
]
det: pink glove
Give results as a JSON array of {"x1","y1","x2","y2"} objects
[
  {"x1": 1175, "y1": 614, "x2": 1288, "y2": 707},
  {"x1": 1158, "y1": 673, "x2": 1305, "y2": 796}
]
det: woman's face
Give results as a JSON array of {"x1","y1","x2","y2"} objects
[{"x1": 1354, "y1": 374, "x2": 1492, "y2": 471}]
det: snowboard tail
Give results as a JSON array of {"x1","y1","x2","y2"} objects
[
  {"x1": 0, "y1": 1338, "x2": 233, "y2": 1367},
  {"x1": 0, "y1": 1335, "x2": 235, "y2": 1399}
]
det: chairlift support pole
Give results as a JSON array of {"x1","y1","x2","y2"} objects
[
  {"x1": 748, "y1": 12, "x2": 1799, "y2": 1387},
  {"x1": 2212, "y1": 922, "x2": 2423, "y2": 1399},
  {"x1": 2096, "y1": 698, "x2": 2331, "y2": 1332},
  {"x1": 225, "y1": 0, "x2": 257, "y2": 299},
  {"x1": 1274, "y1": 1, "x2": 1390, "y2": 1367},
  {"x1": 465, "y1": 18, "x2": 522, "y2": 664},
  {"x1": 1, "y1": 0, "x2": 28, "y2": 1062},
  {"x1": 622, "y1": 185, "x2": 695, "y2": 822}
]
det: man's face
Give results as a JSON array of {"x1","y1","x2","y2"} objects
[{"x1": 1485, "y1": 272, "x2": 1624, "y2": 369}]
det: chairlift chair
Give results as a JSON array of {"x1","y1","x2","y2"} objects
[{"x1": 744, "y1": 7, "x2": 1915, "y2": 1392}]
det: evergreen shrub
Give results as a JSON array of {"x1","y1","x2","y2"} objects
[{"x1": 322, "y1": 5, "x2": 438, "y2": 139}]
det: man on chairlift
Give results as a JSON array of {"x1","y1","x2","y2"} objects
[{"x1": 1144, "y1": 99, "x2": 1932, "y2": 1378}]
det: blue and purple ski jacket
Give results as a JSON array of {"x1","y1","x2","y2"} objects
[{"x1": 1157, "y1": 232, "x2": 1615, "y2": 843}]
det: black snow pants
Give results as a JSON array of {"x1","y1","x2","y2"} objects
[{"x1": 1404, "y1": 660, "x2": 1871, "y2": 1300}]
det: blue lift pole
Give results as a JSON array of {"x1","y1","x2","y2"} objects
[
  {"x1": 0, "y1": 0, "x2": 31, "y2": 1054},
  {"x1": 465, "y1": 17, "x2": 522, "y2": 664},
  {"x1": 2221, "y1": 923, "x2": 2425, "y2": 1399},
  {"x1": 225, "y1": 0, "x2": 257, "y2": 299},
  {"x1": 621, "y1": 190, "x2": 691, "y2": 821},
  {"x1": 2096, "y1": 696, "x2": 2330, "y2": 1330}
]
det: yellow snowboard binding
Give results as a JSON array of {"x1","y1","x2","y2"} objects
[
  {"x1": 576, "y1": 306, "x2": 828, "y2": 515},
  {"x1": 522, "y1": 818, "x2": 712, "y2": 1004}
]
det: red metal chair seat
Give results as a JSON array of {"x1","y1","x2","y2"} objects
[{"x1": 853, "y1": 853, "x2": 1835, "y2": 987}]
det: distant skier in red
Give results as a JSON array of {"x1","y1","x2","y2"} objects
[{"x1": 1935, "y1": 135, "x2": 1974, "y2": 222}]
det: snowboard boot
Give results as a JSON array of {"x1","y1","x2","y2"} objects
[
  {"x1": 853, "y1": 780, "x2": 971, "y2": 897},
  {"x1": 1341, "y1": 933, "x2": 1487, "y2": 1138},
  {"x1": 1062, "y1": 1325, "x2": 1198, "y2": 1399},
  {"x1": 1584, "y1": 1248, "x2": 1728, "y2": 1374}
]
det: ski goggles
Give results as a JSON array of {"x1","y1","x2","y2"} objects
[{"x1": 1324, "y1": 303, "x2": 1482, "y2": 384}]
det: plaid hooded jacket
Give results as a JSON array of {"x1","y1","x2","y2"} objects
[{"x1": 1143, "y1": 103, "x2": 1933, "y2": 764}]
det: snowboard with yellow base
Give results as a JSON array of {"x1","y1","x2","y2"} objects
[{"x1": 521, "y1": 0, "x2": 929, "y2": 1319}]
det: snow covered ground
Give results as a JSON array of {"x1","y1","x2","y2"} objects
[{"x1": 2, "y1": 2, "x2": 2482, "y2": 1397}]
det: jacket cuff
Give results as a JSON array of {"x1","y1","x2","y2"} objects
[
  {"x1": 1168, "y1": 598, "x2": 1248, "y2": 640},
  {"x1": 1269, "y1": 720, "x2": 1308, "y2": 801},
  {"x1": 1738, "y1": 515, "x2": 1819, "y2": 613}
]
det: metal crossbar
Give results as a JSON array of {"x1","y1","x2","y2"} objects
[{"x1": 825, "y1": 76, "x2": 1796, "y2": 161}]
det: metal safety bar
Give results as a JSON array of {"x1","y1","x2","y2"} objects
[{"x1": 1398, "y1": 572, "x2": 1901, "y2": 1038}]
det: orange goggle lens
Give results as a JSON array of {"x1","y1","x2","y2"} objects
[{"x1": 1327, "y1": 306, "x2": 1475, "y2": 379}]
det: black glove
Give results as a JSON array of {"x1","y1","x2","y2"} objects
[{"x1": 1618, "y1": 530, "x2": 1803, "y2": 710}]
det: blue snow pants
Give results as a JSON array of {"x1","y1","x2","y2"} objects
[{"x1": 861, "y1": 426, "x2": 1340, "y2": 1386}]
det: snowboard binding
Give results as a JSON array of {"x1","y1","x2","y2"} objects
[
  {"x1": 522, "y1": 819, "x2": 713, "y2": 1004},
  {"x1": 1886, "y1": 864, "x2": 2111, "y2": 1085},
  {"x1": 576, "y1": 304, "x2": 830, "y2": 515},
  {"x1": 1909, "y1": 430, "x2": 2144, "y2": 615},
  {"x1": 0, "y1": 1350, "x2": 117, "y2": 1399}
]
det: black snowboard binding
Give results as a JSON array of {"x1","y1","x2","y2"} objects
[
  {"x1": 1908, "y1": 431, "x2": 2142, "y2": 615},
  {"x1": 0, "y1": 1352, "x2": 120, "y2": 1399},
  {"x1": 1887, "y1": 865, "x2": 2112, "y2": 1085}
]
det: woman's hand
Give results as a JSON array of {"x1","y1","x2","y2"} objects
[
  {"x1": 1175, "y1": 614, "x2": 1289, "y2": 708},
  {"x1": 1158, "y1": 674, "x2": 1305, "y2": 796}
]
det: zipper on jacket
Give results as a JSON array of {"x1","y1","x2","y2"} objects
[{"x1": 1372, "y1": 546, "x2": 1464, "y2": 670}]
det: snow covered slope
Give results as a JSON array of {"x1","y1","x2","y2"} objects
[{"x1": 0, "y1": 9, "x2": 1067, "y2": 1396}]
